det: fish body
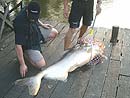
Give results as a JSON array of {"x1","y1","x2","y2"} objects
[{"x1": 15, "y1": 40, "x2": 105, "y2": 96}]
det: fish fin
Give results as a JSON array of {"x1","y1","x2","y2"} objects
[
  {"x1": 102, "y1": 55, "x2": 108, "y2": 60},
  {"x1": 15, "y1": 76, "x2": 42, "y2": 96},
  {"x1": 15, "y1": 77, "x2": 30, "y2": 86}
]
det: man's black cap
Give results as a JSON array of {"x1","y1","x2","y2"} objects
[{"x1": 27, "y1": 1, "x2": 40, "y2": 21}]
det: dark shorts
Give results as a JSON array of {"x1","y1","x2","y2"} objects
[{"x1": 69, "y1": 0, "x2": 94, "y2": 28}]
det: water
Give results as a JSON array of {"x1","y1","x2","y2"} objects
[
  {"x1": 95, "y1": 0, "x2": 130, "y2": 29},
  {"x1": 9, "y1": 0, "x2": 67, "y2": 22},
  {"x1": 1, "y1": 0, "x2": 130, "y2": 29}
]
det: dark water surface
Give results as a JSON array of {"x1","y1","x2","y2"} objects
[
  {"x1": 9, "y1": 0, "x2": 67, "y2": 22},
  {"x1": 8, "y1": 0, "x2": 111, "y2": 22}
]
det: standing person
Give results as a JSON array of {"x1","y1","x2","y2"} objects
[
  {"x1": 13, "y1": 1, "x2": 58, "y2": 77},
  {"x1": 63, "y1": 0, "x2": 102, "y2": 50}
]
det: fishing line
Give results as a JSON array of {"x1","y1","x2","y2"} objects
[{"x1": 87, "y1": 14, "x2": 97, "y2": 63}]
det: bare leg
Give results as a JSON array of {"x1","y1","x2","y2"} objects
[
  {"x1": 64, "y1": 28, "x2": 76, "y2": 50},
  {"x1": 79, "y1": 25, "x2": 88, "y2": 39}
]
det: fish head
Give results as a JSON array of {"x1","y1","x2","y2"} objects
[{"x1": 76, "y1": 38, "x2": 105, "y2": 55}]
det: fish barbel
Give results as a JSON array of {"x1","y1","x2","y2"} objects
[{"x1": 15, "y1": 39, "x2": 105, "y2": 96}]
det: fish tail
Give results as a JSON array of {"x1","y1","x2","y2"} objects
[{"x1": 15, "y1": 75, "x2": 43, "y2": 96}]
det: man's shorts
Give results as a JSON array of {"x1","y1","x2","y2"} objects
[
  {"x1": 24, "y1": 49, "x2": 43, "y2": 64},
  {"x1": 69, "y1": 0, "x2": 94, "y2": 28},
  {"x1": 39, "y1": 26, "x2": 52, "y2": 42},
  {"x1": 24, "y1": 27, "x2": 54, "y2": 64}
]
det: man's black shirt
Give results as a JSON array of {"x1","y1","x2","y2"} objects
[{"x1": 13, "y1": 7, "x2": 43, "y2": 51}]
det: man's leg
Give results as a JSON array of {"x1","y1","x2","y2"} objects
[
  {"x1": 79, "y1": 25, "x2": 88, "y2": 38},
  {"x1": 40, "y1": 27, "x2": 58, "y2": 42},
  {"x1": 64, "y1": 28, "x2": 76, "y2": 50},
  {"x1": 24, "y1": 50, "x2": 46, "y2": 69},
  {"x1": 78, "y1": 25, "x2": 88, "y2": 43},
  {"x1": 65, "y1": 0, "x2": 82, "y2": 49}
]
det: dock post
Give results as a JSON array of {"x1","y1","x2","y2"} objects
[{"x1": 110, "y1": 26, "x2": 119, "y2": 44}]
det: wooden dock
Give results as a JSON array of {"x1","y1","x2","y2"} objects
[
  {"x1": 0, "y1": 0, "x2": 22, "y2": 40},
  {"x1": 0, "y1": 19, "x2": 130, "y2": 98}
]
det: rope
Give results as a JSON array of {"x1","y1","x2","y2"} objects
[{"x1": 87, "y1": 15, "x2": 97, "y2": 62}]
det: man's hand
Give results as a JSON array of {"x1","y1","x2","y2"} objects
[
  {"x1": 96, "y1": 4, "x2": 101, "y2": 16},
  {"x1": 64, "y1": 8, "x2": 69, "y2": 18},
  {"x1": 63, "y1": 0, "x2": 69, "y2": 18},
  {"x1": 20, "y1": 64, "x2": 28, "y2": 77},
  {"x1": 96, "y1": 0, "x2": 102, "y2": 16}
]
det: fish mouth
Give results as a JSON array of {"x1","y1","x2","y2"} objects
[{"x1": 74, "y1": 38, "x2": 105, "y2": 51}]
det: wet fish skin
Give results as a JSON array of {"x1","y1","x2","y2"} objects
[{"x1": 15, "y1": 40, "x2": 105, "y2": 96}]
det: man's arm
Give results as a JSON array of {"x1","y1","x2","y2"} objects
[
  {"x1": 38, "y1": 19, "x2": 53, "y2": 29},
  {"x1": 63, "y1": 0, "x2": 69, "y2": 18},
  {"x1": 15, "y1": 45, "x2": 27, "y2": 77},
  {"x1": 96, "y1": 0, "x2": 102, "y2": 15},
  {"x1": 97, "y1": 0, "x2": 102, "y2": 6}
]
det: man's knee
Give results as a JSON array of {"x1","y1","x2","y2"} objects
[
  {"x1": 35, "y1": 58, "x2": 46, "y2": 69},
  {"x1": 49, "y1": 28, "x2": 58, "y2": 39}
]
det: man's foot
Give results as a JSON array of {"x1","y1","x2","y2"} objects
[
  {"x1": 77, "y1": 38, "x2": 87, "y2": 44},
  {"x1": 64, "y1": 44, "x2": 73, "y2": 51}
]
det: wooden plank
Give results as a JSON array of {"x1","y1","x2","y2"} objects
[
  {"x1": 0, "y1": 0, "x2": 14, "y2": 4},
  {"x1": 58, "y1": 27, "x2": 110, "y2": 98},
  {"x1": 51, "y1": 28, "x2": 101, "y2": 98},
  {"x1": 0, "y1": 38, "x2": 14, "y2": 58},
  {"x1": 116, "y1": 75, "x2": 130, "y2": 98},
  {"x1": 120, "y1": 28, "x2": 130, "y2": 76},
  {"x1": 50, "y1": 27, "x2": 111, "y2": 98},
  {"x1": 42, "y1": 23, "x2": 68, "y2": 66},
  {"x1": 34, "y1": 79, "x2": 58, "y2": 98},
  {"x1": 83, "y1": 28, "x2": 112, "y2": 98},
  {"x1": 0, "y1": 60, "x2": 20, "y2": 98},
  {"x1": 1, "y1": 20, "x2": 60, "y2": 98},
  {"x1": 9, "y1": 1, "x2": 23, "y2": 13},
  {"x1": 2, "y1": 23, "x2": 126, "y2": 98},
  {"x1": 0, "y1": 49, "x2": 16, "y2": 70},
  {"x1": 0, "y1": 13, "x2": 13, "y2": 28},
  {"x1": 12, "y1": 22, "x2": 67, "y2": 98},
  {"x1": 0, "y1": 31, "x2": 14, "y2": 45},
  {"x1": 37, "y1": 32, "x2": 65, "y2": 98},
  {"x1": 35, "y1": 23, "x2": 68, "y2": 98},
  {"x1": 44, "y1": 26, "x2": 75, "y2": 98},
  {"x1": 35, "y1": 24, "x2": 68, "y2": 98},
  {"x1": 83, "y1": 47, "x2": 112, "y2": 98},
  {"x1": 45, "y1": 25, "x2": 68, "y2": 65},
  {"x1": 4, "y1": 86, "x2": 26, "y2": 98},
  {"x1": 94, "y1": 27, "x2": 106, "y2": 40},
  {"x1": 50, "y1": 70, "x2": 88, "y2": 98},
  {"x1": 111, "y1": 28, "x2": 124, "y2": 61},
  {"x1": 64, "y1": 66, "x2": 93, "y2": 98},
  {"x1": 4, "y1": 57, "x2": 42, "y2": 98},
  {"x1": 42, "y1": 23, "x2": 90, "y2": 98},
  {"x1": 18, "y1": 36, "x2": 65, "y2": 98},
  {"x1": 101, "y1": 60, "x2": 120, "y2": 98},
  {"x1": 0, "y1": 0, "x2": 7, "y2": 7},
  {"x1": 0, "y1": 4, "x2": 10, "y2": 39},
  {"x1": 3, "y1": 54, "x2": 40, "y2": 98}
]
